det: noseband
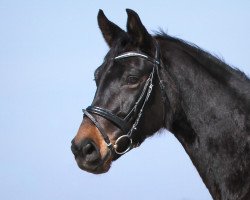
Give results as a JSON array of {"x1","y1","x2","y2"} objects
[{"x1": 82, "y1": 42, "x2": 166, "y2": 155}]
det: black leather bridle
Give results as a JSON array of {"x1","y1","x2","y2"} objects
[{"x1": 82, "y1": 41, "x2": 166, "y2": 155}]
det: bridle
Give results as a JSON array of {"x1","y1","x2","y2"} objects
[{"x1": 82, "y1": 41, "x2": 166, "y2": 155}]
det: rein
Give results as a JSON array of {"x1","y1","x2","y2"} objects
[{"x1": 82, "y1": 41, "x2": 166, "y2": 155}]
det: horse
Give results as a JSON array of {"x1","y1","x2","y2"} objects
[{"x1": 71, "y1": 9, "x2": 250, "y2": 200}]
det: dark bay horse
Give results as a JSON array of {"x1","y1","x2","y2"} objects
[{"x1": 71, "y1": 9, "x2": 250, "y2": 200}]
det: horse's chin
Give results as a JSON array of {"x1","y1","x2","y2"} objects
[
  {"x1": 78, "y1": 163, "x2": 111, "y2": 174},
  {"x1": 75, "y1": 152, "x2": 113, "y2": 174}
]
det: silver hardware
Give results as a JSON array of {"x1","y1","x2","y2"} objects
[
  {"x1": 114, "y1": 135, "x2": 133, "y2": 155},
  {"x1": 114, "y1": 52, "x2": 149, "y2": 60}
]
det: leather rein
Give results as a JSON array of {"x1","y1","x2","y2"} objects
[{"x1": 82, "y1": 42, "x2": 166, "y2": 155}]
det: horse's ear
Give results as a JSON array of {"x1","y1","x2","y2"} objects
[
  {"x1": 126, "y1": 9, "x2": 154, "y2": 52},
  {"x1": 97, "y1": 9, "x2": 126, "y2": 48}
]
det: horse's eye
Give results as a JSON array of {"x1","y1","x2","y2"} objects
[{"x1": 127, "y1": 76, "x2": 139, "y2": 85}]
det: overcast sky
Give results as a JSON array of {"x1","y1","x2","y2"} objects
[{"x1": 0, "y1": 1, "x2": 249, "y2": 200}]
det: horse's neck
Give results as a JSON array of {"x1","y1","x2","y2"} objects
[{"x1": 163, "y1": 44, "x2": 250, "y2": 200}]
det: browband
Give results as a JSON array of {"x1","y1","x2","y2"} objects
[{"x1": 114, "y1": 52, "x2": 160, "y2": 65}]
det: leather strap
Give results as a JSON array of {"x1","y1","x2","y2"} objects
[
  {"x1": 82, "y1": 109, "x2": 112, "y2": 148},
  {"x1": 86, "y1": 106, "x2": 129, "y2": 134}
]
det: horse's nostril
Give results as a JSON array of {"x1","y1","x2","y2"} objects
[
  {"x1": 83, "y1": 143, "x2": 95, "y2": 155},
  {"x1": 71, "y1": 139, "x2": 100, "y2": 164},
  {"x1": 81, "y1": 141, "x2": 99, "y2": 162}
]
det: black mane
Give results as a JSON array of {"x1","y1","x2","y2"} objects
[
  {"x1": 155, "y1": 32, "x2": 250, "y2": 103},
  {"x1": 156, "y1": 32, "x2": 249, "y2": 80}
]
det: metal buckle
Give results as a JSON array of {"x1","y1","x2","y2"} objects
[{"x1": 113, "y1": 135, "x2": 133, "y2": 155}]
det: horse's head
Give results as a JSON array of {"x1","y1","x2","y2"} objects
[{"x1": 71, "y1": 9, "x2": 178, "y2": 174}]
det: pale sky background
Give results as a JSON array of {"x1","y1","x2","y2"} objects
[{"x1": 0, "y1": 1, "x2": 249, "y2": 200}]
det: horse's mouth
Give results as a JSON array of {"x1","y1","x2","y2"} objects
[{"x1": 75, "y1": 152, "x2": 112, "y2": 174}]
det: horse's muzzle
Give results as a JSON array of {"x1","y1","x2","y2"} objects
[{"x1": 71, "y1": 139, "x2": 111, "y2": 174}]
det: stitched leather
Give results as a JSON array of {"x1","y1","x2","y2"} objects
[{"x1": 86, "y1": 106, "x2": 129, "y2": 134}]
